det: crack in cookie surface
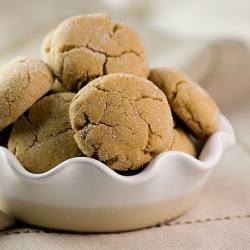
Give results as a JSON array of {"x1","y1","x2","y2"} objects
[{"x1": 59, "y1": 46, "x2": 144, "y2": 90}]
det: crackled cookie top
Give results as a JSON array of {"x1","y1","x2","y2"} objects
[
  {"x1": 69, "y1": 73, "x2": 173, "y2": 171},
  {"x1": 44, "y1": 14, "x2": 149, "y2": 91},
  {"x1": 8, "y1": 93, "x2": 84, "y2": 174},
  {"x1": 0, "y1": 56, "x2": 53, "y2": 131},
  {"x1": 149, "y1": 68, "x2": 220, "y2": 138}
]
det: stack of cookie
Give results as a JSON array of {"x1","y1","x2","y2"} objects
[{"x1": 0, "y1": 14, "x2": 220, "y2": 174}]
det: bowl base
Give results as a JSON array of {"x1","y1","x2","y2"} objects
[{"x1": 0, "y1": 188, "x2": 202, "y2": 233}]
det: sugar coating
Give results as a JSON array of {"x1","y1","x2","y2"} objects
[
  {"x1": 69, "y1": 73, "x2": 174, "y2": 171},
  {"x1": 149, "y1": 68, "x2": 220, "y2": 138},
  {"x1": 0, "y1": 56, "x2": 54, "y2": 131},
  {"x1": 8, "y1": 93, "x2": 84, "y2": 174},
  {"x1": 43, "y1": 14, "x2": 149, "y2": 91}
]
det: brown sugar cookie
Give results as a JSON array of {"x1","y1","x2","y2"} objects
[
  {"x1": 0, "y1": 56, "x2": 53, "y2": 131},
  {"x1": 149, "y1": 67, "x2": 220, "y2": 138},
  {"x1": 44, "y1": 14, "x2": 149, "y2": 91},
  {"x1": 50, "y1": 78, "x2": 70, "y2": 94},
  {"x1": 170, "y1": 119, "x2": 196, "y2": 157},
  {"x1": 8, "y1": 93, "x2": 84, "y2": 174},
  {"x1": 69, "y1": 73, "x2": 173, "y2": 171}
]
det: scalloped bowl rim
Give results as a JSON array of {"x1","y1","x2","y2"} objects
[{"x1": 0, "y1": 114, "x2": 235, "y2": 183}]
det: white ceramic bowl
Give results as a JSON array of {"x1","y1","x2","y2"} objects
[{"x1": 0, "y1": 115, "x2": 235, "y2": 232}]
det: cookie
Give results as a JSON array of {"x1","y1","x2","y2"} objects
[
  {"x1": 170, "y1": 119, "x2": 196, "y2": 157},
  {"x1": 69, "y1": 73, "x2": 173, "y2": 171},
  {"x1": 50, "y1": 78, "x2": 69, "y2": 94},
  {"x1": 44, "y1": 14, "x2": 149, "y2": 91},
  {"x1": 0, "y1": 56, "x2": 53, "y2": 131},
  {"x1": 149, "y1": 67, "x2": 220, "y2": 138},
  {"x1": 8, "y1": 93, "x2": 84, "y2": 174}
]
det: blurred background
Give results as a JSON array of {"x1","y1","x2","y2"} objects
[
  {"x1": 0, "y1": 0, "x2": 249, "y2": 150},
  {"x1": 1, "y1": 0, "x2": 250, "y2": 67}
]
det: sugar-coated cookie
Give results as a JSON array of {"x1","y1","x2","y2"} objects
[
  {"x1": 8, "y1": 93, "x2": 84, "y2": 174},
  {"x1": 0, "y1": 56, "x2": 53, "y2": 131},
  {"x1": 149, "y1": 67, "x2": 220, "y2": 138},
  {"x1": 49, "y1": 78, "x2": 70, "y2": 94},
  {"x1": 69, "y1": 73, "x2": 173, "y2": 171},
  {"x1": 43, "y1": 14, "x2": 149, "y2": 91},
  {"x1": 170, "y1": 119, "x2": 196, "y2": 157}
]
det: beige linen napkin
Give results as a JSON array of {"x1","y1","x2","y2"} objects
[{"x1": 0, "y1": 211, "x2": 15, "y2": 231}]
